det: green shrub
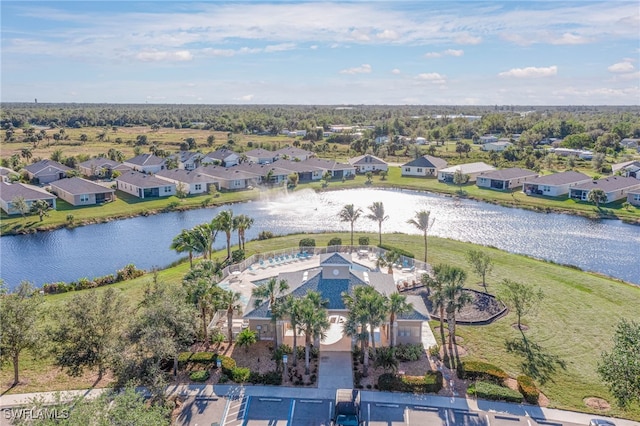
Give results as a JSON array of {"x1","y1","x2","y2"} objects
[
  {"x1": 219, "y1": 355, "x2": 236, "y2": 374},
  {"x1": 231, "y1": 367, "x2": 251, "y2": 383},
  {"x1": 262, "y1": 371, "x2": 283, "y2": 386},
  {"x1": 395, "y1": 343, "x2": 424, "y2": 361},
  {"x1": 191, "y1": 352, "x2": 217, "y2": 364},
  {"x1": 178, "y1": 352, "x2": 193, "y2": 365},
  {"x1": 378, "y1": 244, "x2": 414, "y2": 259},
  {"x1": 457, "y1": 360, "x2": 509, "y2": 384},
  {"x1": 189, "y1": 370, "x2": 210, "y2": 382},
  {"x1": 517, "y1": 375, "x2": 540, "y2": 404},
  {"x1": 258, "y1": 231, "x2": 274, "y2": 240},
  {"x1": 299, "y1": 238, "x2": 316, "y2": 248},
  {"x1": 467, "y1": 381, "x2": 522, "y2": 403},
  {"x1": 328, "y1": 237, "x2": 342, "y2": 246},
  {"x1": 232, "y1": 249, "x2": 245, "y2": 263},
  {"x1": 377, "y1": 372, "x2": 443, "y2": 393},
  {"x1": 358, "y1": 236, "x2": 370, "y2": 246}
]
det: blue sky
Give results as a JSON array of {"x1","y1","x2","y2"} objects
[{"x1": 1, "y1": 1, "x2": 638, "y2": 105}]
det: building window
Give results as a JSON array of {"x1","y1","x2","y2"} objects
[
  {"x1": 195, "y1": 184, "x2": 202, "y2": 191},
  {"x1": 543, "y1": 186, "x2": 551, "y2": 192},
  {"x1": 417, "y1": 168, "x2": 423, "y2": 173},
  {"x1": 80, "y1": 194, "x2": 89, "y2": 202},
  {"x1": 164, "y1": 186, "x2": 172, "y2": 193},
  {"x1": 404, "y1": 167, "x2": 410, "y2": 172}
]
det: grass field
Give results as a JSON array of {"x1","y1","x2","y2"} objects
[{"x1": 1, "y1": 232, "x2": 639, "y2": 420}]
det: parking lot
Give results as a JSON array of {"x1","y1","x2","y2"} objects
[{"x1": 219, "y1": 396, "x2": 586, "y2": 426}]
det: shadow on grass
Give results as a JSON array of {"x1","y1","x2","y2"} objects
[{"x1": 505, "y1": 334, "x2": 566, "y2": 384}]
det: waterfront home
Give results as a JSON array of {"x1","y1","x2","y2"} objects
[
  {"x1": 0, "y1": 166, "x2": 18, "y2": 183},
  {"x1": 476, "y1": 168, "x2": 538, "y2": 191},
  {"x1": 78, "y1": 158, "x2": 122, "y2": 178},
  {"x1": 568, "y1": 176, "x2": 640, "y2": 204},
  {"x1": 23, "y1": 160, "x2": 72, "y2": 184},
  {"x1": 274, "y1": 147, "x2": 314, "y2": 162},
  {"x1": 123, "y1": 154, "x2": 166, "y2": 174},
  {"x1": 627, "y1": 190, "x2": 640, "y2": 207},
  {"x1": 49, "y1": 177, "x2": 115, "y2": 206},
  {"x1": 523, "y1": 171, "x2": 592, "y2": 197},
  {"x1": 155, "y1": 169, "x2": 218, "y2": 195},
  {"x1": 349, "y1": 154, "x2": 388, "y2": 174},
  {"x1": 202, "y1": 148, "x2": 240, "y2": 167},
  {"x1": 0, "y1": 181, "x2": 57, "y2": 214},
  {"x1": 612, "y1": 160, "x2": 640, "y2": 179},
  {"x1": 437, "y1": 162, "x2": 496, "y2": 183},
  {"x1": 245, "y1": 148, "x2": 276, "y2": 164},
  {"x1": 173, "y1": 151, "x2": 205, "y2": 171},
  {"x1": 243, "y1": 253, "x2": 430, "y2": 349},
  {"x1": 273, "y1": 159, "x2": 324, "y2": 181},
  {"x1": 197, "y1": 165, "x2": 258, "y2": 190},
  {"x1": 233, "y1": 163, "x2": 292, "y2": 185},
  {"x1": 116, "y1": 171, "x2": 176, "y2": 199},
  {"x1": 401, "y1": 155, "x2": 447, "y2": 177},
  {"x1": 301, "y1": 158, "x2": 356, "y2": 179},
  {"x1": 482, "y1": 141, "x2": 513, "y2": 152}
]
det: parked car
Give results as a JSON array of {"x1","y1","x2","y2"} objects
[{"x1": 589, "y1": 420, "x2": 616, "y2": 426}]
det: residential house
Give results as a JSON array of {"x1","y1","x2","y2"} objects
[
  {"x1": 49, "y1": 177, "x2": 115, "y2": 206},
  {"x1": 242, "y1": 253, "x2": 430, "y2": 349},
  {"x1": 0, "y1": 181, "x2": 57, "y2": 215},
  {"x1": 438, "y1": 162, "x2": 496, "y2": 183},
  {"x1": 627, "y1": 190, "x2": 640, "y2": 207},
  {"x1": 415, "y1": 137, "x2": 427, "y2": 145},
  {"x1": 23, "y1": 160, "x2": 72, "y2": 184},
  {"x1": 197, "y1": 165, "x2": 258, "y2": 190},
  {"x1": 273, "y1": 159, "x2": 324, "y2": 182},
  {"x1": 401, "y1": 155, "x2": 447, "y2": 177},
  {"x1": 173, "y1": 151, "x2": 205, "y2": 171},
  {"x1": 349, "y1": 154, "x2": 388, "y2": 174},
  {"x1": 0, "y1": 166, "x2": 18, "y2": 183},
  {"x1": 202, "y1": 148, "x2": 240, "y2": 167},
  {"x1": 476, "y1": 168, "x2": 538, "y2": 190},
  {"x1": 245, "y1": 148, "x2": 276, "y2": 164},
  {"x1": 78, "y1": 158, "x2": 121, "y2": 178},
  {"x1": 301, "y1": 158, "x2": 356, "y2": 179},
  {"x1": 274, "y1": 147, "x2": 314, "y2": 162},
  {"x1": 620, "y1": 138, "x2": 639, "y2": 149},
  {"x1": 478, "y1": 135, "x2": 498, "y2": 144},
  {"x1": 155, "y1": 169, "x2": 218, "y2": 194},
  {"x1": 552, "y1": 148, "x2": 594, "y2": 160},
  {"x1": 482, "y1": 141, "x2": 513, "y2": 152},
  {"x1": 612, "y1": 160, "x2": 640, "y2": 179},
  {"x1": 569, "y1": 176, "x2": 640, "y2": 204},
  {"x1": 232, "y1": 163, "x2": 291, "y2": 185},
  {"x1": 523, "y1": 171, "x2": 593, "y2": 197},
  {"x1": 116, "y1": 171, "x2": 176, "y2": 199},
  {"x1": 123, "y1": 154, "x2": 166, "y2": 174}
]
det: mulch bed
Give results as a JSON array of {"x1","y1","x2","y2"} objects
[{"x1": 405, "y1": 288, "x2": 505, "y2": 323}]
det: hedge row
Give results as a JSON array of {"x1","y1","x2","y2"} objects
[
  {"x1": 467, "y1": 381, "x2": 522, "y2": 403},
  {"x1": 457, "y1": 360, "x2": 509, "y2": 384},
  {"x1": 42, "y1": 264, "x2": 145, "y2": 294},
  {"x1": 517, "y1": 375, "x2": 540, "y2": 404},
  {"x1": 377, "y1": 244, "x2": 415, "y2": 259},
  {"x1": 248, "y1": 371, "x2": 283, "y2": 386},
  {"x1": 377, "y1": 372, "x2": 443, "y2": 393},
  {"x1": 189, "y1": 370, "x2": 210, "y2": 382},
  {"x1": 178, "y1": 351, "x2": 217, "y2": 365}
]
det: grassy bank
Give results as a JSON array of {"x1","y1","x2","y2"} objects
[{"x1": 1, "y1": 232, "x2": 639, "y2": 419}]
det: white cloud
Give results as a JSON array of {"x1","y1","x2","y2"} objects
[
  {"x1": 234, "y1": 94, "x2": 254, "y2": 101},
  {"x1": 499, "y1": 65, "x2": 558, "y2": 78},
  {"x1": 264, "y1": 43, "x2": 296, "y2": 53},
  {"x1": 376, "y1": 29, "x2": 399, "y2": 41},
  {"x1": 549, "y1": 32, "x2": 591, "y2": 45},
  {"x1": 416, "y1": 72, "x2": 446, "y2": 84},
  {"x1": 203, "y1": 48, "x2": 236, "y2": 57},
  {"x1": 391, "y1": 68, "x2": 401, "y2": 75},
  {"x1": 135, "y1": 50, "x2": 193, "y2": 62},
  {"x1": 310, "y1": 45, "x2": 318, "y2": 50},
  {"x1": 444, "y1": 49, "x2": 464, "y2": 57},
  {"x1": 608, "y1": 61, "x2": 635, "y2": 73},
  {"x1": 455, "y1": 33, "x2": 482, "y2": 45},
  {"x1": 340, "y1": 64, "x2": 372, "y2": 75},
  {"x1": 424, "y1": 52, "x2": 442, "y2": 58}
]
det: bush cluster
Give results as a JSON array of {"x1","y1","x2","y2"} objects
[
  {"x1": 377, "y1": 372, "x2": 443, "y2": 393},
  {"x1": 42, "y1": 264, "x2": 145, "y2": 294},
  {"x1": 377, "y1": 244, "x2": 414, "y2": 259},
  {"x1": 394, "y1": 343, "x2": 424, "y2": 361},
  {"x1": 299, "y1": 238, "x2": 316, "y2": 248},
  {"x1": 467, "y1": 381, "x2": 522, "y2": 403},
  {"x1": 178, "y1": 351, "x2": 217, "y2": 367},
  {"x1": 247, "y1": 370, "x2": 282, "y2": 385},
  {"x1": 358, "y1": 236, "x2": 370, "y2": 246},
  {"x1": 457, "y1": 360, "x2": 509, "y2": 384},
  {"x1": 517, "y1": 375, "x2": 540, "y2": 404},
  {"x1": 230, "y1": 367, "x2": 251, "y2": 383},
  {"x1": 189, "y1": 370, "x2": 210, "y2": 382},
  {"x1": 258, "y1": 231, "x2": 274, "y2": 240},
  {"x1": 327, "y1": 237, "x2": 342, "y2": 246},
  {"x1": 219, "y1": 355, "x2": 236, "y2": 374}
]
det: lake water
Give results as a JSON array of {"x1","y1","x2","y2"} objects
[{"x1": 1, "y1": 188, "x2": 639, "y2": 288}]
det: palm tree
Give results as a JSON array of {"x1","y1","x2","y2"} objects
[
  {"x1": 183, "y1": 263, "x2": 221, "y2": 342},
  {"x1": 338, "y1": 204, "x2": 363, "y2": 247},
  {"x1": 424, "y1": 265, "x2": 447, "y2": 346},
  {"x1": 10, "y1": 196, "x2": 29, "y2": 218},
  {"x1": 366, "y1": 201, "x2": 389, "y2": 245},
  {"x1": 212, "y1": 210, "x2": 234, "y2": 260},
  {"x1": 283, "y1": 295, "x2": 303, "y2": 367},
  {"x1": 233, "y1": 214, "x2": 254, "y2": 251},
  {"x1": 387, "y1": 293, "x2": 413, "y2": 347},
  {"x1": 192, "y1": 223, "x2": 215, "y2": 260},
  {"x1": 442, "y1": 268, "x2": 472, "y2": 365},
  {"x1": 252, "y1": 278, "x2": 289, "y2": 347},
  {"x1": 298, "y1": 291, "x2": 330, "y2": 374},
  {"x1": 407, "y1": 210, "x2": 434, "y2": 263},
  {"x1": 171, "y1": 229, "x2": 200, "y2": 267},
  {"x1": 30, "y1": 199, "x2": 51, "y2": 221},
  {"x1": 376, "y1": 249, "x2": 400, "y2": 274},
  {"x1": 217, "y1": 290, "x2": 243, "y2": 343},
  {"x1": 20, "y1": 147, "x2": 32, "y2": 162}
]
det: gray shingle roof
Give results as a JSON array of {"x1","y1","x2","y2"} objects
[
  {"x1": 349, "y1": 154, "x2": 387, "y2": 166},
  {"x1": 571, "y1": 176, "x2": 640, "y2": 192},
  {"x1": 124, "y1": 154, "x2": 165, "y2": 167},
  {"x1": 274, "y1": 147, "x2": 314, "y2": 158},
  {"x1": 79, "y1": 158, "x2": 119, "y2": 170},
  {"x1": 245, "y1": 148, "x2": 275, "y2": 158},
  {"x1": 320, "y1": 253, "x2": 353, "y2": 265},
  {"x1": 439, "y1": 162, "x2": 495, "y2": 175},
  {"x1": 204, "y1": 148, "x2": 238, "y2": 161},
  {"x1": 478, "y1": 167, "x2": 537, "y2": 180},
  {"x1": 398, "y1": 295, "x2": 430, "y2": 321},
  {"x1": 155, "y1": 169, "x2": 217, "y2": 184},
  {"x1": 0, "y1": 182, "x2": 56, "y2": 201},
  {"x1": 24, "y1": 160, "x2": 71, "y2": 174},
  {"x1": 520, "y1": 170, "x2": 591, "y2": 186},
  {"x1": 50, "y1": 177, "x2": 115, "y2": 195},
  {"x1": 402, "y1": 155, "x2": 447, "y2": 169},
  {"x1": 197, "y1": 165, "x2": 255, "y2": 181},
  {"x1": 116, "y1": 171, "x2": 175, "y2": 188},
  {"x1": 303, "y1": 158, "x2": 355, "y2": 171}
]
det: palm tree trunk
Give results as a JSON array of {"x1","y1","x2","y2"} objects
[
  {"x1": 292, "y1": 327, "x2": 298, "y2": 367},
  {"x1": 226, "y1": 232, "x2": 231, "y2": 259},
  {"x1": 439, "y1": 306, "x2": 446, "y2": 346},
  {"x1": 390, "y1": 315, "x2": 396, "y2": 348},
  {"x1": 273, "y1": 319, "x2": 279, "y2": 348},
  {"x1": 363, "y1": 340, "x2": 369, "y2": 377},
  {"x1": 227, "y1": 310, "x2": 233, "y2": 343},
  {"x1": 447, "y1": 311, "x2": 455, "y2": 367},
  {"x1": 305, "y1": 337, "x2": 311, "y2": 375},
  {"x1": 378, "y1": 223, "x2": 382, "y2": 245},
  {"x1": 369, "y1": 325, "x2": 377, "y2": 357},
  {"x1": 189, "y1": 252, "x2": 193, "y2": 268},
  {"x1": 350, "y1": 223, "x2": 354, "y2": 246},
  {"x1": 423, "y1": 230, "x2": 428, "y2": 263}
]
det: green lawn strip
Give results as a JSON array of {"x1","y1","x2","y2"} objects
[{"x1": 1, "y1": 233, "x2": 639, "y2": 418}]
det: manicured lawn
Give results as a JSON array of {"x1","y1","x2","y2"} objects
[{"x1": 2, "y1": 232, "x2": 639, "y2": 419}]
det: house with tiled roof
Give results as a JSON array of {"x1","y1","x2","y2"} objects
[
  {"x1": 348, "y1": 154, "x2": 388, "y2": 174},
  {"x1": 243, "y1": 253, "x2": 430, "y2": 350},
  {"x1": 49, "y1": 177, "x2": 115, "y2": 206},
  {"x1": 401, "y1": 155, "x2": 447, "y2": 177},
  {"x1": 569, "y1": 176, "x2": 640, "y2": 204},
  {"x1": 0, "y1": 182, "x2": 57, "y2": 215},
  {"x1": 115, "y1": 171, "x2": 176, "y2": 198},
  {"x1": 437, "y1": 162, "x2": 495, "y2": 183},
  {"x1": 23, "y1": 160, "x2": 72, "y2": 184},
  {"x1": 123, "y1": 154, "x2": 166, "y2": 174},
  {"x1": 155, "y1": 169, "x2": 218, "y2": 195},
  {"x1": 476, "y1": 168, "x2": 538, "y2": 191},
  {"x1": 523, "y1": 171, "x2": 593, "y2": 197}
]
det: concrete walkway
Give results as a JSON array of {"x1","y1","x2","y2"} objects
[{"x1": 317, "y1": 351, "x2": 353, "y2": 389}]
